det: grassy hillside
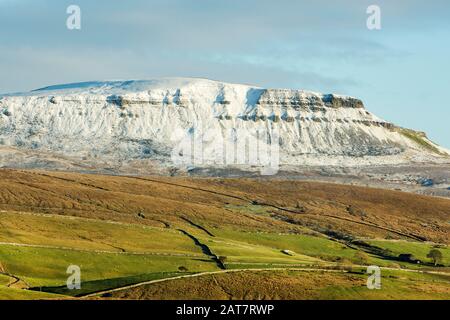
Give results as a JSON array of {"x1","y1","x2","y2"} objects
[
  {"x1": 398, "y1": 128, "x2": 444, "y2": 155},
  {"x1": 110, "y1": 269, "x2": 450, "y2": 300},
  {"x1": 366, "y1": 240, "x2": 450, "y2": 265},
  {"x1": 0, "y1": 169, "x2": 449, "y2": 300}
]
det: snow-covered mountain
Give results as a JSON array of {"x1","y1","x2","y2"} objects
[{"x1": 0, "y1": 78, "x2": 448, "y2": 174}]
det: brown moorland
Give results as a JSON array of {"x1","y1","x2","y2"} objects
[
  {"x1": 110, "y1": 269, "x2": 450, "y2": 300},
  {"x1": 0, "y1": 169, "x2": 449, "y2": 300},
  {"x1": 0, "y1": 169, "x2": 449, "y2": 243}
]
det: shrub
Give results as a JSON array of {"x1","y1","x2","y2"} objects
[
  {"x1": 353, "y1": 251, "x2": 369, "y2": 265},
  {"x1": 218, "y1": 256, "x2": 227, "y2": 264},
  {"x1": 427, "y1": 249, "x2": 443, "y2": 266}
]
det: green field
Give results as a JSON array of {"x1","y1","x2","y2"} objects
[
  {"x1": 204, "y1": 228, "x2": 402, "y2": 268},
  {"x1": 0, "y1": 244, "x2": 218, "y2": 287},
  {"x1": 0, "y1": 212, "x2": 203, "y2": 255},
  {"x1": 0, "y1": 286, "x2": 64, "y2": 300},
  {"x1": 0, "y1": 209, "x2": 449, "y2": 299},
  {"x1": 366, "y1": 240, "x2": 450, "y2": 266}
]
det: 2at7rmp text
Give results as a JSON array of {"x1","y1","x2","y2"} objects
[{"x1": 176, "y1": 304, "x2": 275, "y2": 317}]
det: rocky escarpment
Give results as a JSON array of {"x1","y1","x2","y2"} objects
[{"x1": 0, "y1": 78, "x2": 448, "y2": 173}]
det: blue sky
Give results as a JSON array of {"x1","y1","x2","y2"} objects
[{"x1": 1, "y1": 0, "x2": 449, "y2": 147}]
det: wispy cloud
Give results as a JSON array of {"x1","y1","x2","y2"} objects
[{"x1": 0, "y1": 0, "x2": 449, "y2": 147}]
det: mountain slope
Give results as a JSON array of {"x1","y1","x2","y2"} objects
[
  {"x1": 0, "y1": 169, "x2": 449, "y2": 300},
  {"x1": 0, "y1": 78, "x2": 448, "y2": 173}
]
